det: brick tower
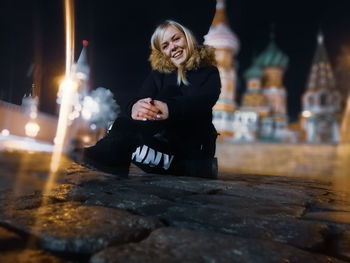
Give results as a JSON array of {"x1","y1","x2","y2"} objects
[{"x1": 204, "y1": 0, "x2": 239, "y2": 139}]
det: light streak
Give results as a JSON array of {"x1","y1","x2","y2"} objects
[
  {"x1": 64, "y1": 0, "x2": 75, "y2": 77},
  {"x1": 45, "y1": 0, "x2": 76, "y2": 195}
]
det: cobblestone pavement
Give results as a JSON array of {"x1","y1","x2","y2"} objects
[{"x1": 0, "y1": 150, "x2": 350, "y2": 262}]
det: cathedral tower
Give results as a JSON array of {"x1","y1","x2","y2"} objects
[
  {"x1": 204, "y1": 0, "x2": 239, "y2": 139},
  {"x1": 301, "y1": 32, "x2": 341, "y2": 143},
  {"x1": 255, "y1": 39, "x2": 289, "y2": 120},
  {"x1": 241, "y1": 62, "x2": 270, "y2": 117},
  {"x1": 255, "y1": 37, "x2": 289, "y2": 140}
]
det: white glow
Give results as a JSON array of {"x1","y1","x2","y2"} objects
[
  {"x1": 25, "y1": 122, "x2": 40, "y2": 138},
  {"x1": 76, "y1": 72, "x2": 87, "y2": 80},
  {"x1": 74, "y1": 104, "x2": 82, "y2": 111},
  {"x1": 0, "y1": 135, "x2": 53, "y2": 153},
  {"x1": 60, "y1": 77, "x2": 79, "y2": 93},
  {"x1": 82, "y1": 96, "x2": 100, "y2": 120},
  {"x1": 1, "y1": 129, "x2": 10, "y2": 137},
  {"x1": 302, "y1": 110, "x2": 312, "y2": 118},
  {"x1": 30, "y1": 112, "x2": 38, "y2": 119},
  {"x1": 82, "y1": 109, "x2": 92, "y2": 120},
  {"x1": 90, "y1": 123, "x2": 97, "y2": 130},
  {"x1": 68, "y1": 113, "x2": 76, "y2": 121}
]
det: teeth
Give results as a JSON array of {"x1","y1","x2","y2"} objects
[{"x1": 173, "y1": 51, "x2": 182, "y2": 58}]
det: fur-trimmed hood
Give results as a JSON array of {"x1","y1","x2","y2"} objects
[{"x1": 149, "y1": 45, "x2": 217, "y2": 73}]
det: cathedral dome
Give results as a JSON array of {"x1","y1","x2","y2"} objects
[
  {"x1": 255, "y1": 41, "x2": 289, "y2": 69},
  {"x1": 203, "y1": 0, "x2": 239, "y2": 53},
  {"x1": 204, "y1": 25, "x2": 240, "y2": 53},
  {"x1": 244, "y1": 63, "x2": 263, "y2": 79}
]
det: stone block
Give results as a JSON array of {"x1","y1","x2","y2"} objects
[
  {"x1": 0, "y1": 201, "x2": 163, "y2": 254},
  {"x1": 91, "y1": 227, "x2": 344, "y2": 263}
]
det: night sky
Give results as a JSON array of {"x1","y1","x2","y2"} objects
[{"x1": 1, "y1": 0, "x2": 350, "y2": 122}]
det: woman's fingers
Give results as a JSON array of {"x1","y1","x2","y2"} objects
[
  {"x1": 131, "y1": 98, "x2": 164, "y2": 121},
  {"x1": 153, "y1": 100, "x2": 169, "y2": 120},
  {"x1": 137, "y1": 108, "x2": 158, "y2": 119},
  {"x1": 132, "y1": 106, "x2": 157, "y2": 120},
  {"x1": 140, "y1": 101, "x2": 159, "y2": 113}
]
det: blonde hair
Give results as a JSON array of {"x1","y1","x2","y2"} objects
[{"x1": 150, "y1": 20, "x2": 197, "y2": 85}]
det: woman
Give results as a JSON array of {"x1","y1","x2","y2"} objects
[{"x1": 82, "y1": 20, "x2": 221, "y2": 178}]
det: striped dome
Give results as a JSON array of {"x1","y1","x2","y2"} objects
[
  {"x1": 255, "y1": 41, "x2": 289, "y2": 69},
  {"x1": 204, "y1": 24, "x2": 240, "y2": 54},
  {"x1": 244, "y1": 63, "x2": 263, "y2": 79}
]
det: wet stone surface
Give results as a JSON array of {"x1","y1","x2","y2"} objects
[
  {"x1": 91, "y1": 227, "x2": 344, "y2": 263},
  {"x1": 0, "y1": 249, "x2": 68, "y2": 263},
  {"x1": 155, "y1": 204, "x2": 328, "y2": 249},
  {"x1": 0, "y1": 201, "x2": 162, "y2": 254},
  {"x1": 0, "y1": 151, "x2": 350, "y2": 262}
]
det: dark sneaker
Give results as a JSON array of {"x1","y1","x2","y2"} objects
[
  {"x1": 81, "y1": 131, "x2": 135, "y2": 175},
  {"x1": 69, "y1": 125, "x2": 142, "y2": 176}
]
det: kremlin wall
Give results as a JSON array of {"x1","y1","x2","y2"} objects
[
  {"x1": 0, "y1": 100, "x2": 57, "y2": 142},
  {"x1": 1, "y1": 0, "x2": 350, "y2": 177}
]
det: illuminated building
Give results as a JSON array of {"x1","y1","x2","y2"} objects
[
  {"x1": 233, "y1": 63, "x2": 269, "y2": 141},
  {"x1": 204, "y1": 0, "x2": 240, "y2": 139},
  {"x1": 301, "y1": 32, "x2": 341, "y2": 143},
  {"x1": 233, "y1": 36, "x2": 290, "y2": 142},
  {"x1": 0, "y1": 99, "x2": 57, "y2": 143},
  {"x1": 254, "y1": 37, "x2": 289, "y2": 141},
  {"x1": 0, "y1": 41, "x2": 96, "y2": 146}
]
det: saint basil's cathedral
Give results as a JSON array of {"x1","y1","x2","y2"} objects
[{"x1": 205, "y1": 0, "x2": 343, "y2": 143}]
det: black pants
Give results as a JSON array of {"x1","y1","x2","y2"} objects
[{"x1": 101, "y1": 117, "x2": 217, "y2": 175}]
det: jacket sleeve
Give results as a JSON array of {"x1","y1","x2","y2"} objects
[
  {"x1": 163, "y1": 67, "x2": 221, "y2": 120},
  {"x1": 126, "y1": 71, "x2": 159, "y2": 117}
]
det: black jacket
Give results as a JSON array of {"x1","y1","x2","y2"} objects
[{"x1": 128, "y1": 65, "x2": 221, "y2": 141}]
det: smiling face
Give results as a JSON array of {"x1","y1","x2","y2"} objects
[{"x1": 160, "y1": 26, "x2": 189, "y2": 67}]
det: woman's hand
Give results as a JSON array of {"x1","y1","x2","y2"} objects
[
  {"x1": 131, "y1": 98, "x2": 161, "y2": 121},
  {"x1": 153, "y1": 100, "x2": 169, "y2": 120}
]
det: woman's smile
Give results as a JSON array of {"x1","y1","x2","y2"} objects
[{"x1": 172, "y1": 50, "x2": 183, "y2": 58}]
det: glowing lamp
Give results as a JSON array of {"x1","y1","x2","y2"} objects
[
  {"x1": 302, "y1": 110, "x2": 312, "y2": 118},
  {"x1": 25, "y1": 121, "x2": 40, "y2": 138},
  {"x1": 59, "y1": 77, "x2": 79, "y2": 93},
  {"x1": 82, "y1": 135, "x2": 91, "y2": 143},
  {"x1": 1, "y1": 129, "x2": 10, "y2": 136}
]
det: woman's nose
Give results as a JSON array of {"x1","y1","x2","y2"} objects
[{"x1": 170, "y1": 42, "x2": 177, "y2": 51}]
